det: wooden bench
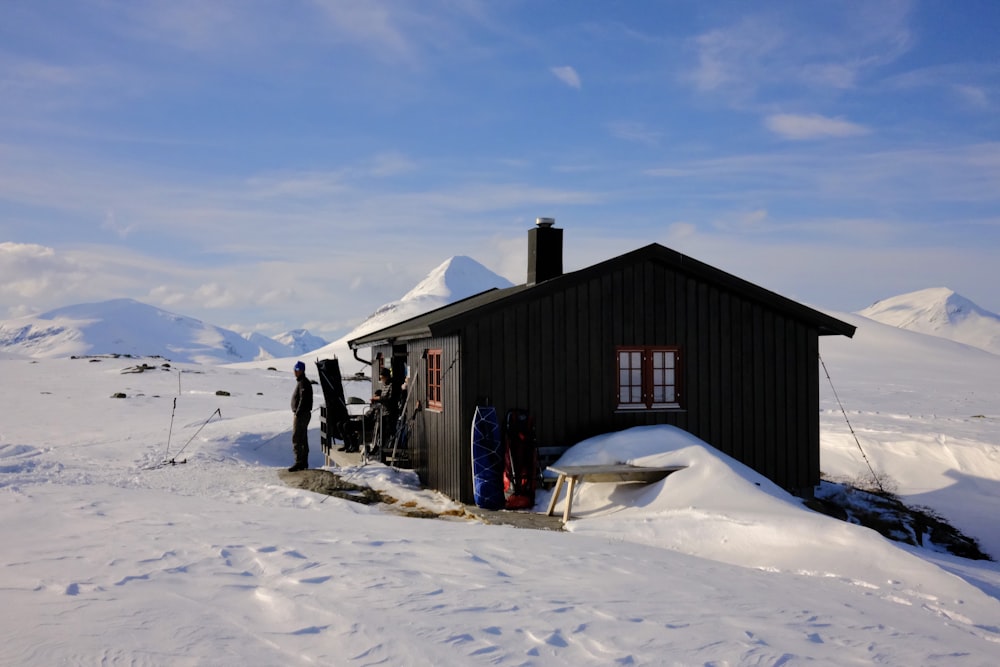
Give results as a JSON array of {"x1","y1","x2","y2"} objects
[
  {"x1": 545, "y1": 464, "x2": 687, "y2": 523},
  {"x1": 536, "y1": 446, "x2": 570, "y2": 487}
]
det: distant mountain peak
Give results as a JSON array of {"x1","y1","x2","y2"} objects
[
  {"x1": 273, "y1": 329, "x2": 328, "y2": 356},
  {"x1": 305, "y1": 255, "x2": 513, "y2": 364},
  {"x1": 861, "y1": 288, "x2": 988, "y2": 327},
  {"x1": 859, "y1": 288, "x2": 1000, "y2": 356},
  {"x1": 352, "y1": 256, "x2": 511, "y2": 336},
  {"x1": 400, "y1": 255, "x2": 512, "y2": 303}
]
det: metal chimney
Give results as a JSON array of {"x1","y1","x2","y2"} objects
[{"x1": 527, "y1": 217, "x2": 563, "y2": 285}]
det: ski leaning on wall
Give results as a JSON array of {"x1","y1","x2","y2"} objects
[{"x1": 471, "y1": 404, "x2": 505, "y2": 510}]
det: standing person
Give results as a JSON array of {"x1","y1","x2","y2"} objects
[{"x1": 289, "y1": 360, "x2": 313, "y2": 472}]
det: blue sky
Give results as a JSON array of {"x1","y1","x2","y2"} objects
[{"x1": 2, "y1": 0, "x2": 999, "y2": 337}]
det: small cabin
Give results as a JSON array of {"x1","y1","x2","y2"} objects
[{"x1": 349, "y1": 220, "x2": 855, "y2": 503}]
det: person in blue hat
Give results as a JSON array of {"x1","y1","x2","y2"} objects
[{"x1": 288, "y1": 360, "x2": 313, "y2": 471}]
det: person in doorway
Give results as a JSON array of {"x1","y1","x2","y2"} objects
[
  {"x1": 288, "y1": 360, "x2": 313, "y2": 471},
  {"x1": 362, "y1": 367, "x2": 397, "y2": 451},
  {"x1": 371, "y1": 367, "x2": 395, "y2": 411}
]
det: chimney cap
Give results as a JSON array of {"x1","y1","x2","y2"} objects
[{"x1": 535, "y1": 217, "x2": 555, "y2": 228}]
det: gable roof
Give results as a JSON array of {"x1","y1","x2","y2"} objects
[{"x1": 348, "y1": 243, "x2": 856, "y2": 348}]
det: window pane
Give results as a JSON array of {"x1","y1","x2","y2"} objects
[
  {"x1": 648, "y1": 348, "x2": 678, "y2": 405},
  {"x1": 427, "y1": 350, "x2": 443, "y2": 408},
  {"x1": 617, "y1": 347, "x2": 681, "y2": 408}
]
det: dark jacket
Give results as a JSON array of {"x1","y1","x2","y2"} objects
[{"x1": 291, "y1": 374, "x2": 313, "y2": 417}]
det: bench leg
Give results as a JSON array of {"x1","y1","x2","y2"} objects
[
  {"x1": 563, "y1": 475, "x2": 578, "y2": 523},
  {"x1": 546, "y1": 474, "x2": 566, "y2": 516}
]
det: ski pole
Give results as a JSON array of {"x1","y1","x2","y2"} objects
[
  {"x1": 163, "y1": 396, "x2": 178, "y2": 461},
  {"x1": 168, "y1": 407, "x2": 222, "y2": 464}
]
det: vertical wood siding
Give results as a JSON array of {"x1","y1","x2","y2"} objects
[{"x1": 412, "y1": 336, "x2": 463, "y2": 500}]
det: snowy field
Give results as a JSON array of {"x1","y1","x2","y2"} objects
[{"x1": 2, "y1": 310, "x2": 1000, "y2": 665}]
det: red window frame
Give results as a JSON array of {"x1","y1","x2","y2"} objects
[
  {"x1": 616, "y1": 346, "x2": 682, "y2": 410},
  {"x1": 426, "y1": 349, "x2": 443, "y2": 411}
]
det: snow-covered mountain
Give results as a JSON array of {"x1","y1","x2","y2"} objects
[
  {"x1": 858, "y1": 287, "x2": 1000, "y2": 356},
  {"x1": 272, "y1": 328, "x2": 327, "y2": 356},
  {"x1": 242, "y1": 331, "x2": 295, "y2": 360},
  {"x1": 304, "y1": 255, "x2": 513, "y2": 370},
  {"x1": 0, "y1": 298, "x2": 316, "y2": 365},
  {"x1": 352, "y1": 255, "x2": 512, "y2": 339},
  {"x1": 240, "y1": 330, "x2": 327, "y2": 360},
  {"x1": 0, "y1": 256, "x2": 507, "y2": 368}
]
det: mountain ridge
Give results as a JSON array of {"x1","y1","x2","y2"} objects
[
  {"x1": 857, "y1": 287, "x2": 1000, "y2": 356},
  {"x1": 0, "y1": 256, "x2": 511, "y2": 365},
  {"x1": 9, "y1": 269, "x2": 993, "y2": 368},
  {"x1": 0, "y1": 298, "x2": 326, "y2": 364}
]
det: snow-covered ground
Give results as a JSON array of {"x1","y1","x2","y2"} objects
[{"x1": 2, "y1": 303, "x2": 1000, "y2": 665}]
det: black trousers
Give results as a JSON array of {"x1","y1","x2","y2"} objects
[{"x1": 292, "y1": 413, "x2": 311, "y2": 464}]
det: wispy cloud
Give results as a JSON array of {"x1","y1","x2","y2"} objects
[
  {"x1": 551, "y1": 66, "x2": 582, "y2": 89},
  {"x1": 0, "y1": 243, "x2": 61, "y2": 305},
  {"x1": 687, "y1": 18, "x2": 783, "y2": 94},
  {"x1": 368, "y1": 152, "x2": 418, "y2": 177},
  {"x1": 0, "y1": 242, "x2": 152, "y2": 315},
  {"x1": 642, "y1": 142, "x2": 1000, "y2": 214},
  {"x1": 101, "y1": 210, "x2": 136, "y2": 239},
  {"x1": 685, "y1": 4, "x2": 915, "y2": 101},
  {"x1": 311, "y1": 1, "x2": 420, "y2": 63},
  {"x1": 607, "y1": 121, "x2": 661, "y2": 146},
  {"x1": 113, "y1": 1, "x2": 247, "y2": 54},
  {"x1": 882, "y1": 62, "x2": 997, "y2": 114},
  {"x1": 952, "y1": 84, "x2": 990, "y2": 109},
  {"x1": 764, "y1": 113, "x2": 869, "y2": 140},
  {"x1": 308, "y1": 0, "x2": 494, "y2": 65},
  {"x1": 796, "y1": 63, "x2": 858, "y2": 90}
]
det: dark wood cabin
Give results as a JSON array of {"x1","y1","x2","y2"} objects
[{"x1": 349, "y1": 220, "x2": 855, "y2": 503}]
